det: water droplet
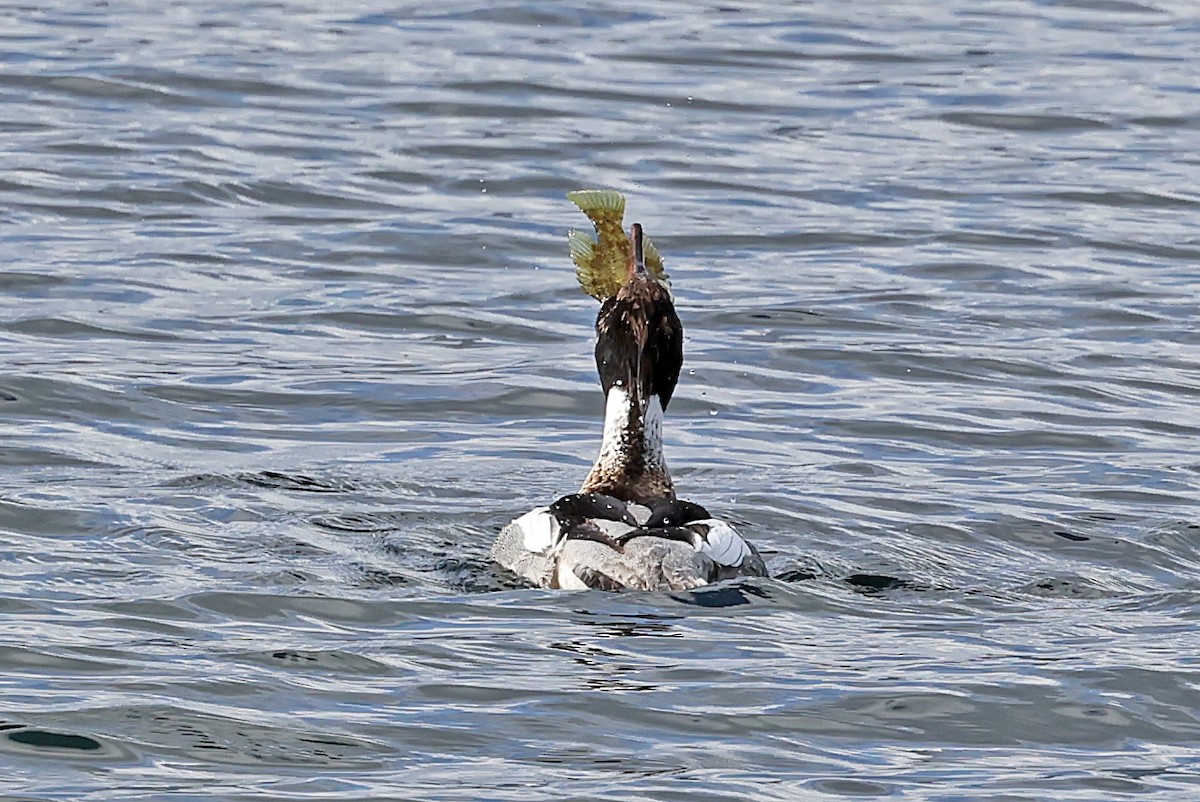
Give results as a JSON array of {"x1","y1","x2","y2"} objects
[{"x1": 709, "y1": 409, "x2": 718, "y2": 416}]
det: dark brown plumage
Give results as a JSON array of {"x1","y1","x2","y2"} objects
[{"x1": 593, "y1": 274, "x2": 682, "y2": 411}]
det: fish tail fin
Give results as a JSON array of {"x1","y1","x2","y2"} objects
[
  {"x1": 569, "y1": 229, "x2": 605, "y2": 299},
  {"x1": 641, "y1": 233, "x2": 670, "y2": 288},
  {"x1": 567, "y1": 189, "x2": 631, "y2": 300},
  {"x1": 568, "y1": 229, "x2": 596, "y2": 271},
  {"x1": 567, "y1": 189, "x2": 625, "y2": 226}
]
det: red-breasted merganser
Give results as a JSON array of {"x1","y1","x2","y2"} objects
[{"x1": 491, "y1": 221, "x2": 766, "y2": 590}]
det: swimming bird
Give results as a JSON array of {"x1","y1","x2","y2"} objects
[{"x1": 490, "y1": 218, "x2": 766, "y2": 590}]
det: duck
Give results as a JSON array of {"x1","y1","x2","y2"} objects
[{"x1": 490, "y1": 220, "x2": 767, "y2": 591}]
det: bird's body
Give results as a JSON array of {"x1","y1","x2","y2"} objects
[
  {"x1": 491, "y1": 495, "x2": 766, "y2": 591},
  {"x1": 490, "y1": 193, "x2": 766, "y2": 591}
]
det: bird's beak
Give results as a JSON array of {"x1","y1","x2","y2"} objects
[{"x1": 630, "y1": 222, "x2": 648, "y2": 277}]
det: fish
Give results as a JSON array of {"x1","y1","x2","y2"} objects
[{"x1": 566, "y1": 189, "x2": 669, "y2": 300}]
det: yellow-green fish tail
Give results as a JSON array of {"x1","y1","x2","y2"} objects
[
  {"x1": 641, "y1": 233, "x2": 669, "y2": 286},
  {"x1": 566, "y1": 189, "x2": 669, "y2": 298},
  {"x1": 567, "y1": 189, "x2": 632, "y2": 300}
]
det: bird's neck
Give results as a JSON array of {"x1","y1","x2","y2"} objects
[{"x1": 580, "y1": 385, "x2": 673, "y2": 505}]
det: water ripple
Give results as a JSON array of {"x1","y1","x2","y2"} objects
[{"x1": 1, "y1": 0, "x2": 1199, "y2": 799}]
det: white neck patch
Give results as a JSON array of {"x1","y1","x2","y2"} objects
[
  {"x1": 597, "y1": 386, "x2": 635, "y2": 464},
  {"x1": 641, "y1": 394, "x2": 665, "y2": 472},
  {"x1": 592, "y1": 387, "x2": 668, "y2": 478}
]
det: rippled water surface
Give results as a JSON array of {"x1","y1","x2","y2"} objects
[{"x1": 3, "y1": 0, "x2": 1200, "y2": 798}]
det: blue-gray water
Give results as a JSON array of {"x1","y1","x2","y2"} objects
[{"x1": 3, "y1": 0, "x2": 1200, "y2": 799}]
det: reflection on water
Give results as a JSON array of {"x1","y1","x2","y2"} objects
[{"x1": 2, "y1": 0, "x2": 1200, "y2": 798}]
